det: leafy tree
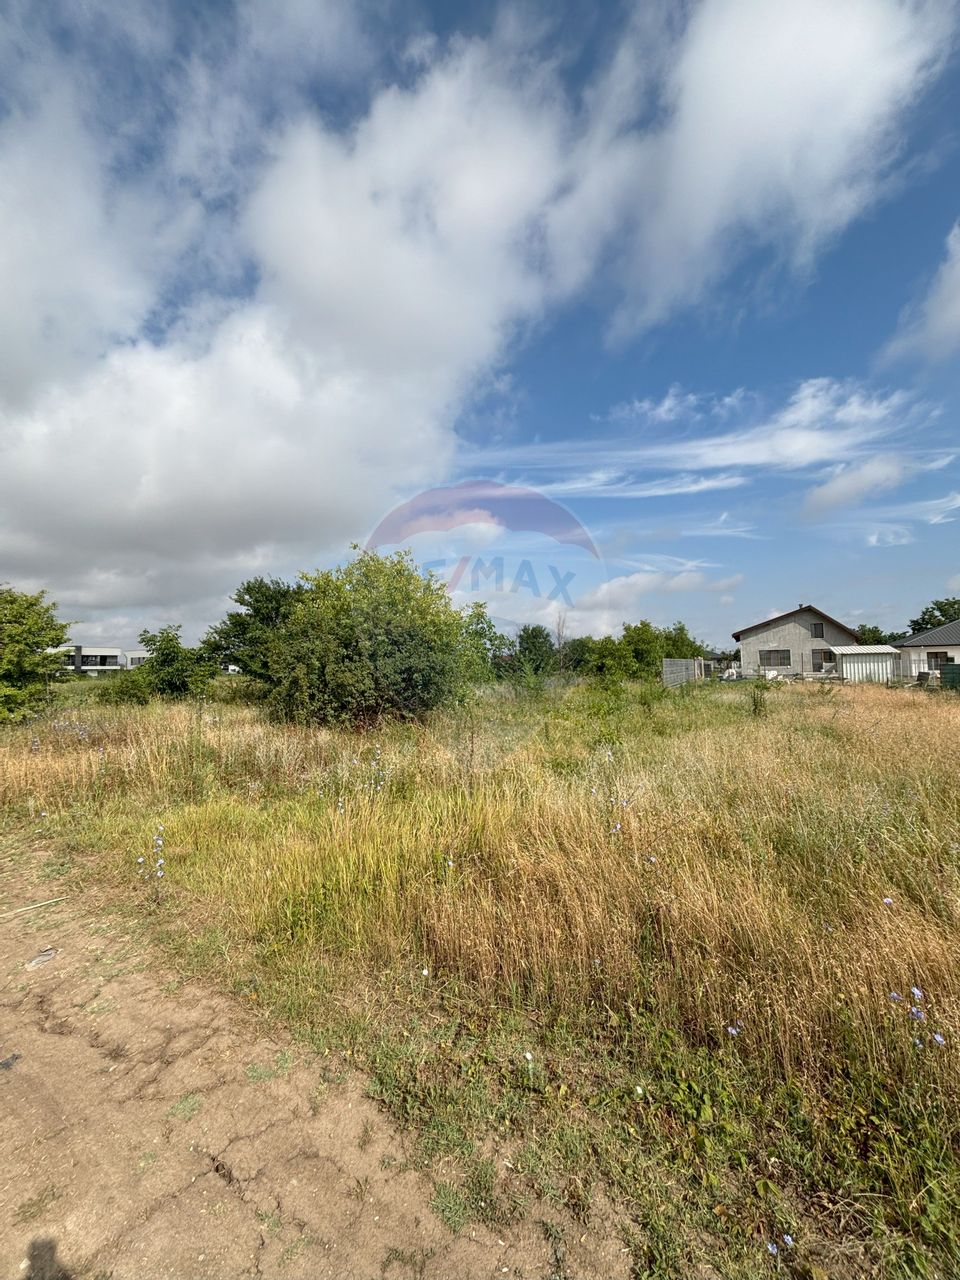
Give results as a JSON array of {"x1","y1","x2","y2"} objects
[
  {"x1": 204, "y1": 577, "x2": 307, "y2": 680},
  {"x1": 516, "y1": 624, "x2": 556, "y2": 676},
  {"x1": 0, "y1": 585, "x2": 69, "y2": 720},
  {"x1": 266, "y1": 548, "x2": 476, "y2": 727},
  {"x1": 138, "y1": 625, "x2": 214, "y2": 698},
  {"x1": 908, "y1": 598, "x2": 960, "y2": 634},
  {"x1": 661, "y1": 621, "x2": 707, "y2": 659},
  {"x1": 560, "y1": 634, "x2": 597, "y2": 673},
  {"x1": 588, "y1": 635, "x2": 636, "y2": 683},
  {"x1": 856, "y1": 623, "x2": 903, "y2": 645},
  {"x1": 620, "y1": 620, "x2": 666, "y2": 679},
  {"x1": 460, "y1": 601, "x2": 512, "y2": 684}
]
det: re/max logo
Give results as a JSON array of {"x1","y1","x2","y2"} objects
[{"x1": 422, "y1": 557, "x2": 575, "y2": 605}]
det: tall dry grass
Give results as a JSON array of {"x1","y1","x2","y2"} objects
[{"x1": 2, "y1": 682, "x2": 959, "y2": 1099}]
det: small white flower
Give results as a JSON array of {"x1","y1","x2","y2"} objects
[
  {"x1": 524, "y1": 1051, "x2": 533, "y2": 1062},
  {"x1": 421, "y1": 967, "x2": 429, "y2": 978}
]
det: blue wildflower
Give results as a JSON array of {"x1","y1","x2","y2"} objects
[{"x1": 933, "y1": 1033, "x2": 946, "y2": 1047}]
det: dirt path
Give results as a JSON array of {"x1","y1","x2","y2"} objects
[{"x1": 1, "y1": 855, "x2": 629, "y2": 1280}]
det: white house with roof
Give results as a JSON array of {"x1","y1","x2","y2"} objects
[{"x1": 895, "y1": 620, "x2": 960, "y2": 679}]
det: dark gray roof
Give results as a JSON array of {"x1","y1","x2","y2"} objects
[{"x1": 896, "y1": 618, "x2": 960, "y2": 647}]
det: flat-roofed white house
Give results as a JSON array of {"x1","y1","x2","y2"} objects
[
  {"x1": 56, "y1": 646, "x2": 148, "y2": 676},
  {"x1": 732, "y1": 605, "x2": 860, "y2": 678},
  {"x1": 895, "y1": 620, "x2": 960, "y2": 679}
]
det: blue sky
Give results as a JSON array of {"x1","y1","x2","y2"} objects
[{"x1": 1, "y1": 0, "x2": 959, "y2": 649}]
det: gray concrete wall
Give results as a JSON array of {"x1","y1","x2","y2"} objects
[{"x1": 737, "y1": 610, "x2": 855, "y2": 676}]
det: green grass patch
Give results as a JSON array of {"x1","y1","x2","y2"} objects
[{"x1": 3, "y1": 680, "x2": 960, "y2": 1274}]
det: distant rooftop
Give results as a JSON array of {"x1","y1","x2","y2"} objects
[{"x1": 896, "y1": 619, "x2": 960, "y2": 647}]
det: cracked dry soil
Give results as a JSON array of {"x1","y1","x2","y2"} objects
[{"x1": 0, "y1": 859, "x2": 630, "y2": 1280}]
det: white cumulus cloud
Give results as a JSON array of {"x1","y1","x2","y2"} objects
[{"x1": 0, "y1": 0, "x2": 956, "y2": 639}]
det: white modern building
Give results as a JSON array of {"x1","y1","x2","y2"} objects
[
  {"x1": 895, "y1": 620, "x2": 960, "y2": 679},
  {"x1": 56, "y1": 646, "x2": 148, "y2": 676}
]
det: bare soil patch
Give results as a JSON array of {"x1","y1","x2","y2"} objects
[{"x1": 1, "y1": 854, "x2": 628, "y2": 1280}]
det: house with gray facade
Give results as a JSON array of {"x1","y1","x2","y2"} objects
[{"x1": 732, "y1": 605, "x2": 859, "y2": 678}]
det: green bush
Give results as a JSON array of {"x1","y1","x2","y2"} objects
[
  {"x1": 0, "y1": 585, "x2": 69, "y2": 721},
  {"x1": 203, "y1": 577, "x2": 307, "y2": 680},
  {"x1": 206, "y1": 675, "x2": 266, "y2": 704},
  {"x1": 265, "y1": 548, "x2": 478, "y2": 727},
  {"x1": 96, "y1": 669, "x2": 152, "y2": 706},
  {"x1": 138, "y1": 625, "x2": 215, "y2": 698},
  {"x1": 588, "y1": 635, "x2": 637, "y2": 686}
]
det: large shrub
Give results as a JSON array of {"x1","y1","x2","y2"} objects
[
  {"x1": 0, "y1": 585, "x2": 69, "y2": 721},
  {"x1": 266, "y1": 549, "x2": 476, "y2": 726},
  {"x1": 138, "y1": 625, "x2": 215, "y2": 698},
  {"x1": 203, "y1": 577, "x2": 307, "y2": 680}
]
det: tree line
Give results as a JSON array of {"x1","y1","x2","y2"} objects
[{"x1": 2, "y1": 565, "x2": 959, "y2": 726}]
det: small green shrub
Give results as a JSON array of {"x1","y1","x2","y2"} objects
[
  {"x1": 206, "y1": 675, "x2": 265, "y2": 704},
  {"x1": 96, "y1": 669, "x2": 152, "y2": 705}
]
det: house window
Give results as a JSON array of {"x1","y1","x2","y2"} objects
[
  {"x1": 927, "y1": 652, "x2": 949, "y2": 670},
  {"x1": 811, "y1": 622, "x2": 824, "y2": 638},
  {"x1": 759, "y1": 649, "x2": 791, "y2": 667},
  {"x1": 811, "y1": 649, "x2": 833, "y2": 672}
]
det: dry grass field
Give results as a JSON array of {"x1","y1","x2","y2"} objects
[{"x1": 3, "y1": 678, "x2": 959, "y2": 1277}]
